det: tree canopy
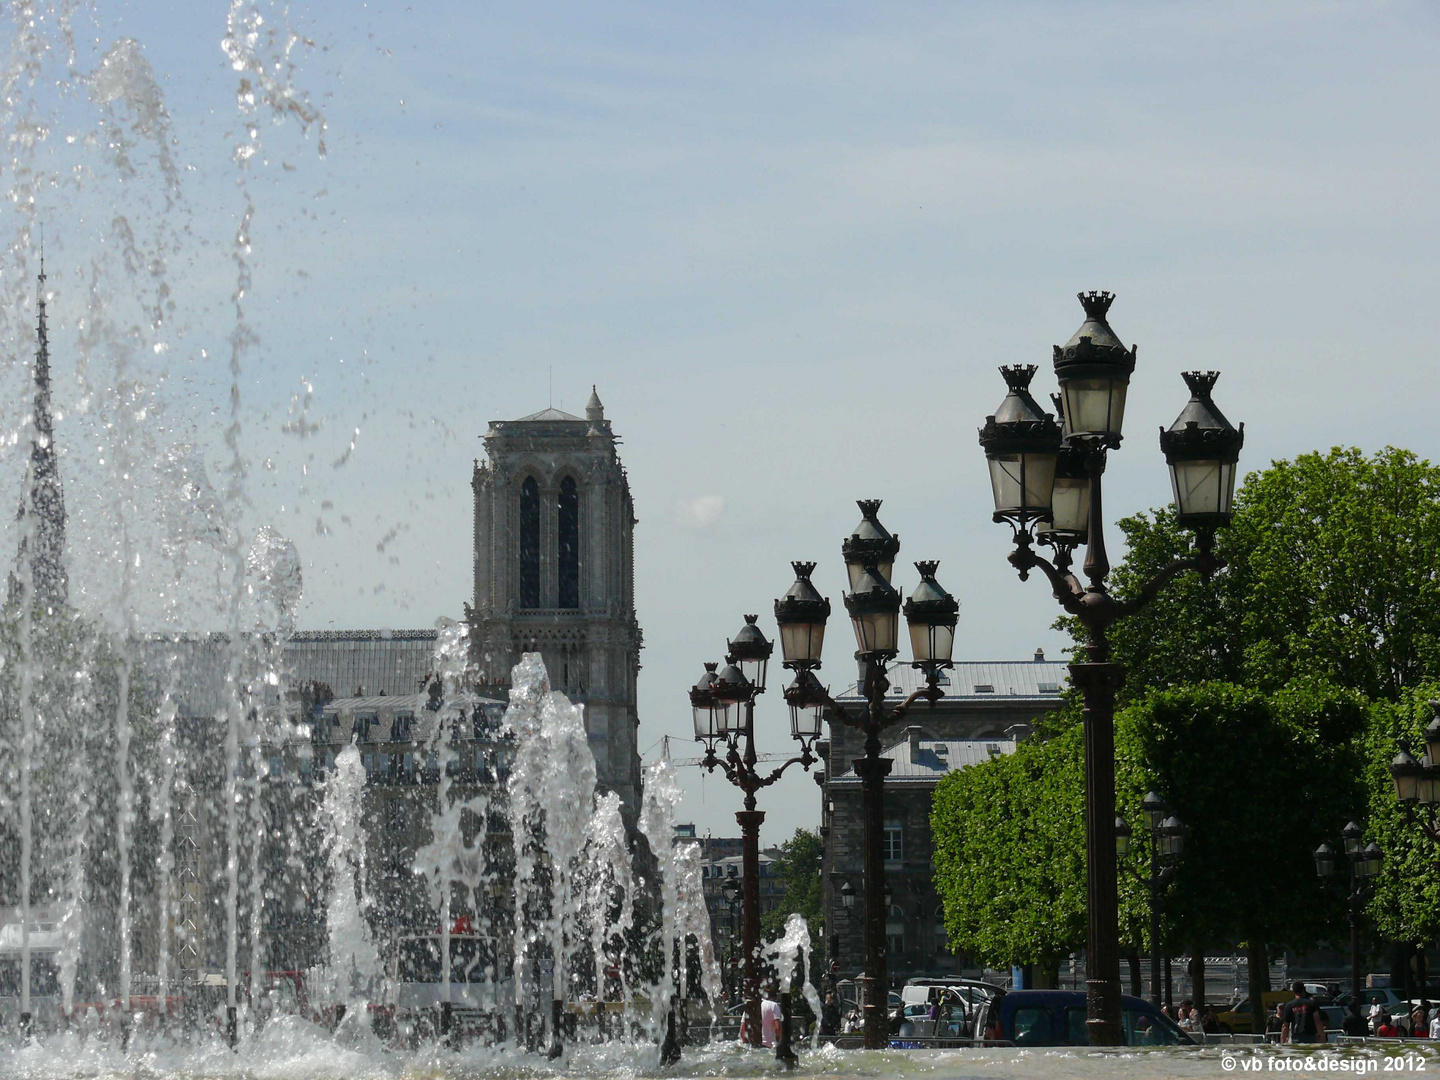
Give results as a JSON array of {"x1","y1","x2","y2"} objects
[
  {"x1": 931, "y1": 719, "x2": 1087, "y2": 969},
  {"x1": 1362, "y1": 683, "x2": 1440, "y2": 945},
  {"x1": 762, "y1": 827, "x2": 824, "y2": 946},
  {"x1": 933, "y1": 680, "x2": 1367, "y2": 972},
  {"x1": 1081, "y1": 447, "x2": 1440, "y2": 705}
]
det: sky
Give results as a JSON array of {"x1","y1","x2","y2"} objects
[{"x1": 2, "y1": 0, "x2": 1439, "y2": 843}]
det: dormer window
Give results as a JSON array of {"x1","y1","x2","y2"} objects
[{"x1": 974, "y1": 684, "x2": 995, "y2": 694}]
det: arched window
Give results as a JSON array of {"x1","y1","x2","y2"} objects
[
  {"x1": 558, "y1": 475, "x2": 579, "y2": 609},
  {"x1": 519, "y1": 476, "x2": 540, "y2": 608}
]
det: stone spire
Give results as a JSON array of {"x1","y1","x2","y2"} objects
[
  {"x1": 10, "y1": 258, "x2": 68, "y2": 611},
  {"x1": 585, "y1": 384, "x2": 605, "y2": 424}
]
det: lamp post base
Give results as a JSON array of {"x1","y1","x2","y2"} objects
[
  {"x1": 659, "y1": 1008, "x2": 682, "y2": 1066},
  {"x1": 737, "y1": 808, "x2": 766, "y2": 1049},
  {"x1": 1072, "y1": 660, "x2": 1125, "y2": 1048}
]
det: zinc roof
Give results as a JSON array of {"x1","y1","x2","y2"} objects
[
  {"x1": 831, "y1": 733, "x2": 1018, "y2": 784},
  {"x1": 833, "y1": 659, "x2": 1069, "y2": 702}
]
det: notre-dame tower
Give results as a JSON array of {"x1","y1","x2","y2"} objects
[{"x1": 469, "y1": 387, "x2": 642, "y2": 815}]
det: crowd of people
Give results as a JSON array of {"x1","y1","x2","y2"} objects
[
  {"x1": 728, "y1": 974, "x2": 1440, "y2": 1046},
  {"x1": 1165, "y1": 981, "x2": 1440, "y2": 1043}
]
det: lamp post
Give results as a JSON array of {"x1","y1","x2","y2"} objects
[
  {"x1": 1389, "y1": 703, "x2": 1440, "y2": 847},
  {"x1": 690, "y1": 615, "x2": 820, "y2": 1049},
  {"x1": 978, "y1": 291, "x2": 1244, "y2": 1045},
  {"x1": 1115, "y1": 792, "x2": 1185, "y2": 1008},
  {"x1": 773, "y1": 512, "x2": 959, "y2": 1050},
  {"x1": 1387, "y1": 703, "x2": 1440, "y2": 1009},
  {"x1": 1314, "y1": 823, "x2": 1382, "y2": 1001},
  {"x1": 722, "y1": 877, "x2": 742, "y2": 1002}
]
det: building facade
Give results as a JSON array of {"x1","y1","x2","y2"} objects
[
  {"x1": 820, "y1": 655, "x2": 1068, "y2": 982},
  {"x1": 468, "y1": 389, "x2": 643, "y2": 816}
]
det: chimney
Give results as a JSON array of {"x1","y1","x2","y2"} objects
[{"x1": 1034, "y1": 647, "x2": 1045, "y2": 662}]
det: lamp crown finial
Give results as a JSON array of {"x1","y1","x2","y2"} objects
[
  {"x1": 1181, "y1": 370, "x2": 1221, "y2": 398},
  {"x1": 743, "y1": 614, "x2": 758, "y2": 625},
  {"x1": 856, "y1": 498, "x2": 882, "y2": 518},
  {"x1": 791, "y1": 560, "x2": 817, "y2": 580},
  {"x1": 1078, "y1": 290, "x2": 1115, "y2": 319},
  {"x1": 704, "y1": 661, "x2": 718, "y2": 673},
  {"x1": 1000, "y1": 364, "x2": 1038, "y2": 391},
  {"x1": 914, "y1": 559, "x2": 939, "y2": 578}
]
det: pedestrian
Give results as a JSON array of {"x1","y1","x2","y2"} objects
[
  {"x1": 760, "y1": 985, "x2": 781, "y2": 1048},
  {"x1": 1342, "y1": 1002, "x2": 1369, "y2": 1038},
  {"x1": 820, "y1": 993, "x2": 841, "y2": 1037},
  {"x1": 1265, "y1": 1002, "x2": 1284, "y2": 1038},
  {"x1": 1202, "y1": 1005, "x2": 1220, "y2": 1034},
  {"x1": 1429, "y1": 1007, "x2": 1440, "y2": 1040},
  {"x1": 1281, "y1": 981, "x2": 1326, "y2": 1044},
  {"x1": 1177, "y1": 1000, "x2": 1197, "y2": 1032},
  {"x1": 1376, "y1": 1011, "x2": 1399, "y2": 1038}
]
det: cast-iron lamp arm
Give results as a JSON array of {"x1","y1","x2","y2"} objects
[{"x1": 801, "y1": 681, "x2": 941, "y2": 736}]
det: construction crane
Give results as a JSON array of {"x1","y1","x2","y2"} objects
[{"x1": 649, "y1": 734, "x2": 788, "y2": 769}]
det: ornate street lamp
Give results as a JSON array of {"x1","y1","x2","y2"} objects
[
  {"x1": 840, "y1": 880, "x2": 856, "y2": 910},
  {"x1": 1053, "y1": 290, "x2": 1134, "y2": 446},
  {"x1": 904, "y1": 561, "x2": 960, "y2": 673},
  {"x1": 772, "y1": 506, "x2": 958, "y2": 1049},
  {"x1": 978, "y1": 365, "x2": 1061, "y2": 527},
  {"x1": 689, "y1": 613, "x2": 819, "y2": 1049},
  {"x1": 844, "y1": 565, "x2": 901, "y2": 658},
  {"x1": 691, "y1": 663, "x2": 723, "y2": 743},
  {"x1": 979, "y1": 291, "x2": 1242, "y2": 1045},
  {"x1": 728, "y1": 614, "x2": 772, "y2": 693},
  {"x1": 1038, "y1": 429, "x2": 1090, "y2": 563},
  {"x1": 1160, "y1": 371, "x2": 1245, "y2": 536},
  {"x1": 1141, "y1": 790, "x2": 1167, "y2": 832},
  {"x1": 1157, "y1": 816, "x2": 1186, "y2": 861},
  {"x1": 1391, "y1": 750, "x2": 1422, "y2": 806},
  {"x1": 843, "y1": 500, "x2": 900, "y2": 591},
  {"x1": 1119, "y1": 794, "x2": 1185, "y2": 1008},
  {"x1": 1315, "y1": 823, "x2": 1382, "y2": 999},
  {"x1": 774, "y1": 562, "x2": 829, "y2": 671}
]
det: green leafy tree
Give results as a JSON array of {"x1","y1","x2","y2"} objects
[
  {"x1": 1363, "y1": 683, "x2": 1440, "y2": 946},
  {"x1": 931, "y1": 720, "x2": 1087, "y2": 971},
  {"x1": 762, "y1": 828, "x2": 824, "y2": 946},
  {"x1": 1076, "y1": 447, "x2": 1440, "y2": 705},
  {"x1": 933, "y1": 681, "x2": 1365, "y2": 1000}
]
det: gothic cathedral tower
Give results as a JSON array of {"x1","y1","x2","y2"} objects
[{"x1": 469, "y1": 387, "x2": 642, "y2": 815}]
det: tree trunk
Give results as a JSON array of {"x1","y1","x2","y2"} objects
[
  {"x1": 1189, "y1": 947, "x2": 1206, "y2": 1008},
  {"x1": 1247, "y1": 939, "x2": 1270, "y2": 1037},
  {"x1": 1126, "y1": 948, "x2": 1142, "y2": 998}
]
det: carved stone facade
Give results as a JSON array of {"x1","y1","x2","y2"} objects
[{"x1": 468, "y1": 389, "x2": 643, "y2": 817}]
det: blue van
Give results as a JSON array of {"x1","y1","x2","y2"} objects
[{"x1": 976, "y1": 990, "x2": 1195, "y2": 1047}]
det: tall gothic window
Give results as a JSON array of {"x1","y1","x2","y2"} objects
[
  {"x1": 519, "y1": 476, "x2": 540, "y2": 608},
  {"x1": 558, "y1": 476, "x2": 580, "y2": 609}
]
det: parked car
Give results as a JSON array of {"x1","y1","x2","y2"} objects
[
  {"x1": 1333, "y1": 987, "x2": 1411, "y2": 1017},
  {"x1": 1213, "y1": 991, "x2": 1291, "y2": 1034},
  {"x1": 973, "y1": 989, "x2": 1194, "y2": 1047},
  {"x1": 1319, "y1": 1005, "x2": 1346, "y2": 1034},
  {"x1": 898, "y1": 978, "x2": 1003, "y2": 1031}
]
